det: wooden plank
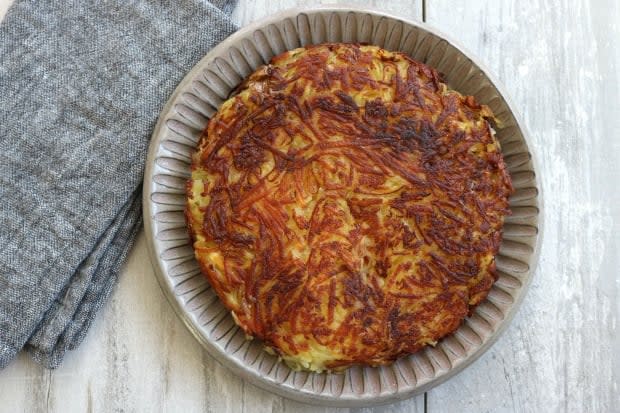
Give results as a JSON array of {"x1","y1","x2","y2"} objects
[
  {"x1": 232, "y1": 0, "x2": 423, "y2": 27},
  {"x1": 0, "y1": 0, "x2": 11, "y2": 19},
  {"x1": 425, "y1": 1, "x2": 620, "y2": 412},
  {"x1": 591, "y1": 3, "x2": 620, "y2": 410},
  {"x1": 0, "y1": 3, "x2": 424, "y2": 413}
]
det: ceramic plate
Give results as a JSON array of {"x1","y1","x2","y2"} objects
[{"x1": 143, "y1": 6, "x2": 542, "y2": 407}]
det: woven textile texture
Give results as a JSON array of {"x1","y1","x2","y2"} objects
[{"x1": 0, "y1": 0, "x2": 237, "y2": 368}]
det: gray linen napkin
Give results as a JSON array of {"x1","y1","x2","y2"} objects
[{"x1": 0, "y1": 0, "x2": 237, "y2": 368}]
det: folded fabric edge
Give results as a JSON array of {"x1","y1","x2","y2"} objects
[
  {"x1": 25, "y1": 191, "x2": 143, "y2": 368},
  {"x1": 209, "y1": 0, "x2": 238, "y2": 16},
  {"x1": 0, "y1": 343, "x2": 17, "y2": 369},
  {"x1": 24, "y1": 187, "x2": 141, "y2": 354}
]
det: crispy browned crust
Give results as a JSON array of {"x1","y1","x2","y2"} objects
[{"x1": 186, "y1": 44, "x2": 513, "y2": 371}]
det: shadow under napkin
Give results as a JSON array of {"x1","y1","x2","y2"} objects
[{"x1": 0, "y1": 0, "x2": 238, "y2": 369}]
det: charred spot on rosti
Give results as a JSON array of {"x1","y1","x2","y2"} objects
[{"x1": 186, "y1": 43, "x2": 513, "y2": 372}]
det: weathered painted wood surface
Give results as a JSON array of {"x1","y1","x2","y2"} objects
[
  {"x1": 425, "y1": 1, "x2": 620, "y2": 412},
  {"x1": 0, "y1": 0, "x2": 617, "y2": 412}
]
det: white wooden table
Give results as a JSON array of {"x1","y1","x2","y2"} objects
[{"x1": 1, "y1": 1, "x2": 618, "y2": 412}]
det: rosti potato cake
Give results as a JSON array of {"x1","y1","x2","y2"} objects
[{"x1": 186, "y1": 43, "x2": 513, "y2": 372}]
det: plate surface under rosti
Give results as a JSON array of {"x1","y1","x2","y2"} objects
[{"x1": 143, "y1": 6, "x2": 541, "y2": 407}]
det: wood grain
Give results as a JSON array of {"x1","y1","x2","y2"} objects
[
  {"x1": 425, "y1": 1, "x2": 620, "y2": 412},
  {"x1": 0, "y1": 0, "x2": 617, "y2": 412},
  {"x1": 231, "y1": 0, "x2": 423, "y2": 27}
]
